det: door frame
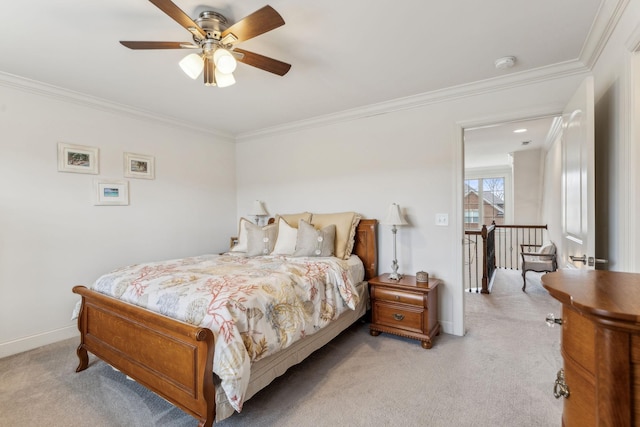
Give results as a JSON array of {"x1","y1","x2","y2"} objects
[{"x1": 455, "y1": 106, "x2": 564, "y2": 334}]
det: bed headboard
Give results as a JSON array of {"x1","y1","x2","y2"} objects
[{"x1": 353, "y1": 219, "x2": 378, "y2": 281}]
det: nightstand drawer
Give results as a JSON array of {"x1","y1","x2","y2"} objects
[
  {"x1": 368, "y1": 274, "x2": 440, "y2": 349},
  {"x1": 373, "y1": 302, "x2": 424, "y2": 333},
  {"x1": 374, "y1": 287, "x2": 423, "y2": 306}
]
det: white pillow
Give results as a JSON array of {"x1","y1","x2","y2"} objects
[
  {"x1": 230, "y1": 218, "x2": 251, "y2": 252},
  {"x1": 274, "y1": 212, "x2": 312, "y2": 229},
  {"x1": 539, "y1": 242, "x2": 556, "y2": 255},
  {"x1": 272, "y1": 217, "x2": 298, "y2": 255}
]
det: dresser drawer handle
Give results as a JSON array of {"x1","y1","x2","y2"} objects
[
  {"x1": 553, "y1": 369, "x2": 570, "y2": 399},
  {"x1": 393, "y1": 313, "x2": 405, "y2": 321},
  {"x1": 395, "y1": 295, "x2": 400, "y2": 300}
]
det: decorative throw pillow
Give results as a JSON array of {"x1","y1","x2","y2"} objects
[
  {"x1": 246, "y1": 222, "x2": 278, "y2": 256},
  {"x1": 539, "y1": 242, "x2": 556, "y2": 255},
  {"x1": 310, "y1": 212, "x2": 361, "y2": 259},
  {"x1": 293, "y1": 220, "x2": 336, "y2": 257},
  {"x1": 274, "y1": 212, "x2": 312, "y2": 229},
  {"x1": 272, "y1": 217, "x2": 298, "y2": 255},
  {"x1": 230, "y1": 217, "x2": 252, "y2": 252}
]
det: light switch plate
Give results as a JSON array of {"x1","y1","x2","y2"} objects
[{"x1": 436, "y1": 213, "x2": 449, "y2": 226}]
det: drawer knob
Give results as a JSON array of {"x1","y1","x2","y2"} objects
[
  {"x1": 393, "y1": 313, "x2": 405, "y2": 321},
  {"x1": 553, "y1": 369, "x2": 570, "y2": 399},
  {"x1": 545, "y1": 313, "x2": 563, "y2": 327},
  {"x1": 395, "y1": 295, "x2": 400, "y2": 300}
]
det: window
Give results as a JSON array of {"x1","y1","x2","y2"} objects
[
  {"x1": 464, "y1": 177, "x2": 506, "y2": 229},
  {"x1": 464, "y1": 209, "x2": 479, "y2": 222},
  {"x1": 464, "y1": 209, "x2": 479, "y2": 225}
]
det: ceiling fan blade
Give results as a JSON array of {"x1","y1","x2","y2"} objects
[
  {"x1": 148, "y1": 0, "x2": 206, "y2": 39},
  {"x1": 234, "y1": 48, "x2": 291, "y2": 76},
  {"x1": 221, "y1": 5, "x2": 285, "y2": 44},
  {"x1": 120, "y1": 41, "x2": 193, "y2": 49}
]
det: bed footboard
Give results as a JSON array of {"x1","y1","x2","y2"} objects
[{"x1": 73, "y1": 286, "x2": 216, "y2": 427}]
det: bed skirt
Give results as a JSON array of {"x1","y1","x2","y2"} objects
[{"x1": 214, "y1": 281, "x2": 370, "y2": 421}]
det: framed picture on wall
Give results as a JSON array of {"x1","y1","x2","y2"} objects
[
  {"x1": 95, "y1": 180, "x2": 129, "y2": 206},
  {"x1": 57, "y1": 142, "x2": 99, "y2": 174},
  {"x1": 124, "y1": 152, "x2": 155, "y2": 180}
]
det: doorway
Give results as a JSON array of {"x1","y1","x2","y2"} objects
[{"x1": 462, "y1": 115, "x2": 560, "y2": 294}]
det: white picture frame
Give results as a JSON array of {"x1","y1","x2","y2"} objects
[
  {"x1": 124, "y1": 152, "x2": 155, "y2": 180},
  {"x1": 95, "y1": 180, "x2": 129, "y2": 206},
  {"x1": 57, "y1": 142, "x2": 99, "y2": 174}
]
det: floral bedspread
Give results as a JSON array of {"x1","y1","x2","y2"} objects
[{"x1": 88, "y1": 253, "x2": 360, "y2": 413}]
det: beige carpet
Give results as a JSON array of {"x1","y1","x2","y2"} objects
[{"x1": 0, "y1": 269, "x2": 562, "y2": 426}]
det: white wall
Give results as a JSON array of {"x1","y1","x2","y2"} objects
[
  {"x1": 0, "y1": 81, "x2": 237, "y2": 357},
  {"x1": 512, "y1": 148, "x2": 544, "y2": 224},
  {"x1": 236, "y1": 74, "x2": 588, "y2": 336}
]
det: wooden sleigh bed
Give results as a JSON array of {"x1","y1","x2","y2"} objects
[{"x1": 73, "y1": 218, "x2": 377, "y2": 426}]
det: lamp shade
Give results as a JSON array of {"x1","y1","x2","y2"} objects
[
  {"x1": 381, "y1": 203, "x2": 408, "y2": 226},
  {"x1": 250, "y1": 200, "x2": 268, "y2": 216},
  {"x1": 213, "y1": 48, "x2": 237, "y2": 74},
  {"x1": 179, "y1": 53, "x2": 204, "y2": 79},
  {"x1": 215, "y1": 68, "x2": 236, "y2": 88}
]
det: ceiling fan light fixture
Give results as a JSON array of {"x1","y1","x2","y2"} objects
[
  {"x1": 179, "y1": 53, "x2": 204, "y2": 79},
  {"x1": 122, "y1": 3, "x2": 291, "y2": 86},
  {"x1": 203, "y1": 56, "x2": 215, "y2": 86},
  {"x1": 215, "y1": 68, "x2": 236, "y2": 87},
  {"x1": 213, "y1": 48, "x2": 237, "y2": 74}
]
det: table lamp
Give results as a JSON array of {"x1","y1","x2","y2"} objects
[{"x1": 381, "y1": 203, "x2": 408, "y2": 280}]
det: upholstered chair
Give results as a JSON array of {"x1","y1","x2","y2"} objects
[{"x1": 520, "y1": 242, "x2": 557, "y2": 291}]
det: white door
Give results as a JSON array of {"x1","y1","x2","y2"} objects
[{"x1": 562, "y1": 77, "x2": 596, "y2": 269}]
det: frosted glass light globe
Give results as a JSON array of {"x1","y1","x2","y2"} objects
[
  {"x1": 213, "y1": 49, "x2": 237, "y2": 74},
  {"x1": 179, "y1": 53, "x2": 204, "y2": 79}
]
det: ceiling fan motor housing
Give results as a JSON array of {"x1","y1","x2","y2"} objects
[{"x1": 195, "y1": 11, "x2": 228, "y2": 41}]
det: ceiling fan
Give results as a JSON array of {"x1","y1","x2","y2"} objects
[{"x1": 120, "y1": 0, "x2": 291, "y2": 87}]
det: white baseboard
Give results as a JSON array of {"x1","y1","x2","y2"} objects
[
  {"x1": 0, "y1": 325, "x2": 78, "y2": 359},
  {"x1": 439, "y1": 319, "x2": 458, "y2": 336}
]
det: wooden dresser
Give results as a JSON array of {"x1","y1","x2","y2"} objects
[
  {"x1": 542, "y1": 270, "x2": 640, "y2": 426},
  {"x1": 369, "y1": 274, "x2": 440, "y2": 349}
]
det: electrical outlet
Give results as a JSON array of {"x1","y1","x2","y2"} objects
[{"x1": 436, "y1": 213, "x2": 449, "y2": 226}]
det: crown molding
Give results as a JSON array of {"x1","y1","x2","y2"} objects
[
  {"x1": 580, "y1": 0, "x2": 630, "y2": 68},
  {"x1": 0, "y1": 71, "x2": 234, "y2": 141},
  {"x1": 544, "y1": 116, "x2": 564, "y2": 149},
  {"x1": 625, "y1": 21, "x2": 640, "y2": 52},
  {"x1": 236, "y1": 61, "x2": 590, "y2": 142},
  {"x1": 235, "y1": 1, "x2": 626, "y2": 143}
]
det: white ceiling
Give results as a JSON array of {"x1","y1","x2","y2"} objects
[
  {"x1": 464, "y1": 115, "x2": 559, "y2": 169},
  {"x1": 0, "y1": 1, "x2": 609, "y2": 137}
]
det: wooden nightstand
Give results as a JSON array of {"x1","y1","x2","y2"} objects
[{"x1": 369, "y1": 273, "x2": 440, "y2": 349}]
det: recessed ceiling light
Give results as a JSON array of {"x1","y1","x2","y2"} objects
[{"x1": 513, "y1": 128, "x2": 528, "y2": 133}]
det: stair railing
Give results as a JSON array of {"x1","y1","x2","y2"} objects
[{"x1": 464, "y1": 223, "x2": 548, "y2": 293}]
